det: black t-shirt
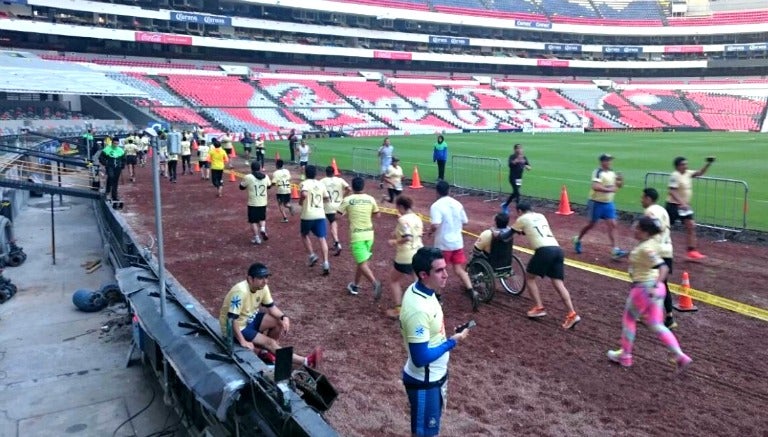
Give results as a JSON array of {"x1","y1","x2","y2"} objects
[
  {"x1": 508, "y1": 154, "x2": 529, "y2": 179},
  {"x1": 289, "y1": 134, "x2": 298, "y2": 148}
]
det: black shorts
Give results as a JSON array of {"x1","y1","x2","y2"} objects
[
  {"x1": 526, "y1": 246, "x2": 565, "y2": 280},
  {"x1": 199, "y1": 161, "x2": 210, "y2": 169},
  {"x1": 276, "y1": 193, "x2": 291, "y2": 205},
  {"x1": 248, "y1": 205, "x2": 266, "y2": 223},
  {"x1": 394, "y1": 261, "x2": 414, "y2": 275},
  {"x1": 665, "y1": 202, "x2": 694, "y2": 224},
  {"x1": 126, "y1": 155, "x2": 137, "y2": 165},
  {"x1": 326, "y1": 213, "x2": 337, "y2": 223},
  {"x1": 211, "y1": 169, "x2": 224, "y2": 187},
  {"x1": 242, "y1": 146, "x2": 252, "y2": 152}
]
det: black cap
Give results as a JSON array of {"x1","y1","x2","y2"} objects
[
  {"x1": 392, "y1": 156, "x2": 400, "y2": 162},
  {"x1": 599, "y1": 153, "x2": 614, "y2": 161}
]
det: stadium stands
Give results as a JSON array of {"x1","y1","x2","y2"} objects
[
  {"x1": 150, "y1": 107, "x2": 211, "y2": 127},
  {"x1": 541, "y1": 0, "x2": 599, "y2": 18},
  {"x1": 107, "y1": 73, "x2": 186, "y2": 107},
  {"x1": 621, "y1": 89, "x2": 701, "y2": 128},
  {"x1": 592, "y1": 0, "x2": 664, "y2": 20},
  {"x1": 0, "y1": 103, "x2": 91, "y2": 121},
  {"x1": 684, "y1": 92, "x2": 767, "y2": 131}
]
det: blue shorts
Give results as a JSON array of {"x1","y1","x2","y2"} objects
[
  {"x1": 300, "y1": 218, "x2": 327, "y2": 238},
  {"x1": 403, "y1": 372, "x2": 446, "y2": 437},
  {"x1": 239, "y1": 312, "x2": 265, "y2": 342},
  {"x1": 587, "y1": 200, "x2": 616, "y2": 222}
]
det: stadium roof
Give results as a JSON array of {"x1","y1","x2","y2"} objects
[{"x1": 0, "y1": 51, "x2": 147, "y2": 97}]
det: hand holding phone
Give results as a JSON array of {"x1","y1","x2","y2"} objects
[
  {"x1": 454, "y1": 320, "x2": 477, "y2": 333},
  {"x1": 706, "y1": 156, "x2": 716, "y2": 163}
]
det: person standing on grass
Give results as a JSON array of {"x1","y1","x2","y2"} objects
[
  {"x1": 428, "y1": 180, "x2": 480, "y2": 311},
  {"x1": 288, "y1": 129, "x2": 298, "y2": 164},
  {"x1": 382, "y1": 156, "x2": 404, "y2": 203},
  {"x1": 240, "y1": 161, "x2": 271, "y2": 245},
  {"x1": 386, "y1": 195, "x2": 423, "y2": 319},
  {"x1": 378, "y1": 137, "x2": 394, "y2": 189},
  {"x1": 573, "y1": 153, "x2": 628, "y2": 261},
  {"x1": 666, "y1": 156, "x2": 714, "y2": 261},
  {"x1": 337, "y1": 176, "x2": 381, "y2": 299},
  {"x1": 180, "y1": 133, "x2": 192, "y2": 175},
  {"x1": 241, "y1": 129, "x2": 253, "y2": 164},
  {"x1": 432, "y1": 135, "x2": 448, "y2": 181},
  {"x1": 197, "y1": 139, "x2": 211, "y2": 180},
  {"x1": 606, "y1": 216, "x2": 692, "y2": 372},
  {"x1": 208, "y1": 139, "x2": 229, "y2": 198},
  {"x1": 510, "y1": 203, "x2": 581, "y2": 330},
  {"x1": 299, "y1": 165, "x2": 331, "y2": 276},
  {"x1": 219, "y1": 262, "x2": 322, "y2": 368},
  {"x1": 500, "y1": 143, "x2": 531, "y2": 214},
  {"x1": 399, "y1": 247, "x2": 469, "y2": 437},
  {"x1": 642, "y1": 188, "x2": 677, "y2": 329},
  {"x1": 321, "y1": 165, "x2": 351, "y2": 256},
  {"x1": 297, "y1": 139, "x2": 311, "y2": 180},
  {"x1": 123, "y1": 138, "x2": 138, "y2": 183}
]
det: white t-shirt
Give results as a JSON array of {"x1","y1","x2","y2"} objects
[{"x1": 430, "y1": 196, "x2": 468, "y2": 251}]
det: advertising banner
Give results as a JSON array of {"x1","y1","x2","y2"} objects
[
  {"x1": 373, "y1": 51, "x2": 412, "y2": 61},
  {"x1": 663, "y1": 45, "x2": 703, "y2": 54},
  {"x1": 536, "y1": 59, "x2": 569, "y2": 67},
  {"x1": 514, "y1": 19, "x2": 552, "y2": 29},
  {"x1": 135, "y1": 32, "x2": 193, "y2": 46},
  {"x1": 603, "y1": 46, "x2": 643, "y2": 54},
  {"x1": 428, "y1": 36, "x2": 470, "y2": 46},
  {"x1": 169, "y1": 11, "x2": 231, "y2": 26}
]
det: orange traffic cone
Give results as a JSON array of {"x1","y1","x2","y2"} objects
[
  {"x1": 674, "y1": 271, "x2": 698, "y2": 312},
  {"x1": 331, "y1": 158, "x2": 341, "y2": 176},
  {"x1": 290, "y1": 183, "x2": 300, "y2": 200},
  {"x1": 193, "y1": 161, "x2": 200, "y2": 173},
  {"x1": 409, "y1": 166, "x2": 423, "y2": 189},
  {"x1": 229, "y1": 147, "x2": 236, "y2": 158},
  {"x1": 555, "y1": 185, "x2": 574, "y2": 215},
  {"x1": 275, "y1": 151, "x2": 281, "y2": 161},
  {"x1": 229, "y1": 171, "x2": 237, "y2": 182}
]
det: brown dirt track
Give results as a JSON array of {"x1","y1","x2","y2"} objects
[{"x1": 120, "y1": 160, "x2": 767, "y2": 437}]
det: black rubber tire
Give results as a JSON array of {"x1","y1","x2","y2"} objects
[
  {"x1": 499, "y1": 255, "x2": 527, "y2": 296},
  {"x1": 468, "y1": 257, "x2": 495, "y2": 303}
]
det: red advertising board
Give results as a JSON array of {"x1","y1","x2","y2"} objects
[
  {"x1": 373, "y1": 50, "x2": 412, "y2": 61},
  {"x1": 536, "y1": 59, "x2": 569, "y2": 67},
  {"x1": 134, "y1": 32, "x2": 192, "y2": 46},
  {"x1": 663, "y1": 45, "x2": 703, "y2": 53}
]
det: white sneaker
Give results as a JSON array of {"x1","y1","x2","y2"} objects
[
  {"x1": 251, "y1": 235, "x2": 262, "y2": 245},
  {"x1": 308, "y1": 254, "x2": 319, "y2": 267}
]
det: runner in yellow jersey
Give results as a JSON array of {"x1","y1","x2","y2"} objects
[
  {"x1": 123, "y1": 138, "x2": 138, "y2": 182},
  {"x1": 321, "y1": 165, "x2": 351, "y2": 256},
  {"x1": 337, "y1": 176, "x2": 381, "y2": 299},
  {"x1": 666, "y1": 155, "x2": 714, "y2": 261},
  {"x1": 642, "y1": 187, "x2": 677, "y2": 329},
  {"x1": 271, "y1": 159, "x2": 294, "y2": 223},
  {"x1": 208, "y1": 139, "x2": 229, "y2": 198},
  {"x1": 511, "y1": 202, "x2": 581, "y2": 330},
  {"x1": 386, "y1": 195, "x2": 423, "y2": 319},
  {"x1": 299, "y1": 165, "x2": 331, "y2": 275},
  {"x1": 240, "y1": 161, "x2": 272, "y2": 244}
]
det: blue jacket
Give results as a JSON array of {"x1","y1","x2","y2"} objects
[{"x1": 433, "y1": 142, "x2": 448, "y2": 162}]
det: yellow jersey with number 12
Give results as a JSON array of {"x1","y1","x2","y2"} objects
[
  {"x1": 300, "y1": 179, "x2": 328, "y2": 220},
  {"x1": 321, "y1": 176, "x2": 350, "y2": 214},
  {"x1": 511, "y1": 212, "x2": 559, "y2": 249}
]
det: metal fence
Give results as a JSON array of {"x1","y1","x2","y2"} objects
[
  {"x1": 351, "y1": 147, "x2": 379, "y2": 179},
  {"x1": 644, "y1": 172, "x2": 749, "y2": 233},
  {"x1": 451, "y1": 155, "x2": 503, "y2": 201}
]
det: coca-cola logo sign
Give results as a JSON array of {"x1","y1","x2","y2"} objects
[{"x1": 134, "y1": 32, "x2": 192, "y2": 46}]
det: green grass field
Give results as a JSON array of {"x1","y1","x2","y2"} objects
[{"x1": 259, "y1": 132, "x2": 766, "y2": 231}]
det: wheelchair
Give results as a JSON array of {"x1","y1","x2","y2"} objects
[{"x1": 468, "y1": 233, "x2": 526, "y2": 303}]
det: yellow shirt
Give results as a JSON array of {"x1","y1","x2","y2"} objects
[
  {"x1": 218, "y1": 280, "x2": 274, "y2": 335},
  {"x1": 241, "y1": 173, "x2": 271, "y2": 207},
  {"x1": 473, "y1": 229, "x2": 495, "y2": 254},
  {"x1": 321, "y1": 176, "x2": 350, "y2": 214},
  {"x1": 667, "y1": 169, "x2": 695, "y2": 205},
  {"x1": 209, "y1": 147, "x2": 228, "y2": 170},
  {"x1": 400, "y1": 282, "x2": 448, "y2": 382},
  {"x1": 394, "y1": 212, "x2": 424, "y2": 264},
  {"x1": 644, "y1": 204, "x2": 673, "y2": 259},
  {"x1": 338, "y1": 193, "x2": 379, "y2": 242},
  {"x1": 385, "y1": 165, "x2": 404, "y2": 190},
  {"x1": 272, "y1": 169, "x2": 292, "y2": 195},
  {"x1": 511, "y1": 212, "x2": 558, "y2": 249},
  {"x1": 124, "y1": 143, "x2": 138, "y2": 156},
  {"x1": 589, "y1": 168, "x2": 617, "y2": 203},
  {"x1": 628, "y1": 239, "x2": 664, "y2": 283},
  {"x1": 300, "y1": 179, "x2": 328, "y2": 220}
]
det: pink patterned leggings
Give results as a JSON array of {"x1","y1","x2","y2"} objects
[{"x1": 621, "y1": 283, "x2": 684, "y2": 359}]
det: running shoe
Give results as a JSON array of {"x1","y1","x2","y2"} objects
[
  {"x1": 611, "y1": 248, "x2": 629, "y2": 261},
  {"x1": 470, "y1": 290, "x2": 480, "y2": 312},
  {"x1": 322, "y1": 261, "x2": 330, "y2": 276},
  {"x1": 686, "y1": 250, "x2": 707, "y2": 262},
  {"x1": 257, "y1": 349, "x2": 276, "y2": 364},
  {"x1": 308, "y1": 254, "x2": 319, "y2": 267},
  {"x1": 526, "y1": 305, "x2": 547, "y2": 318},
  {"x1": 251, "y1": 235, "x2": 262, "y2": 245},
  {"x1": 306, "y1": 347, "x2": 323, "y2": 369},
  {"x1": 676, "y1": 354, "x2": 692, "y2": 374},
  {"x1": 281, "y1": 217, "x2": 289, "y2": 223},
  {"x1": 260, "y1": 230, "x2": 269, "y2": 241},
  {"x1": 346, "y1": 282, "x2": 359, "y2": 295},
  {"x1": 572, "y1": 236, "x2": 582, "y2": 254},
  {"x1": 562, "y1": 312, "x2": 581, "y2": 330},
  {"x1": 333, "y1": 241, "x2": 342, "y2": 256},
  {"x1": 607, "y1": 349, "x2": 632, "y2": 367},
  {"x1": 500, "y1": 202, "x2": 509, "y2": 215},
  {"x1": 664, "y1": 315, "x2": 678, "y2": 330},
  {"x1": 373, "y1": 281, "x2": 382, "y2": 301}
]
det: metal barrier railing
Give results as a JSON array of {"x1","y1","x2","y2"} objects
[
  {"x1": 351, "y1": 147, "x2": 380, "y2": 178},
  {"x1": 644, "y1": 172, "x2": 749, "y2": 233},
  {"x1": 451, "y1": 154, "x2": 502, "y2": 201}
]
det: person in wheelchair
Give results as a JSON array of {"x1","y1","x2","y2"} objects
[{"x1": 472, "y1": 212, "x2": 515, "y2": 272}]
